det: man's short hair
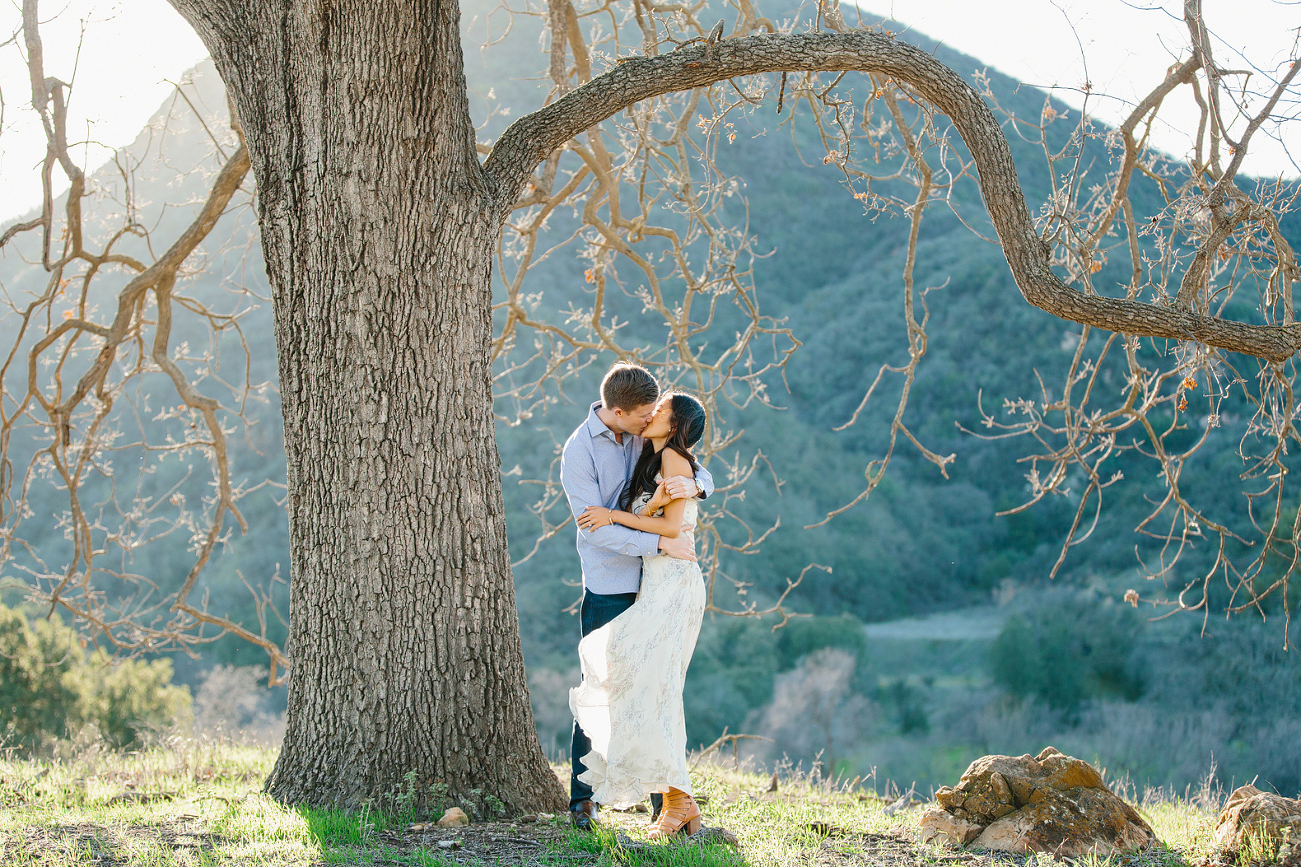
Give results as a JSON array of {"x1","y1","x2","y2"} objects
[{"x1": 601, "y1": 363, "x2": 659, "y2": 411}]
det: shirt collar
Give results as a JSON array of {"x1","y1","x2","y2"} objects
[{"x1": 586, "y1": 400, "x2": 615, "y2": 440}]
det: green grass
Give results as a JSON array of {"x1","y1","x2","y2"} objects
[
  {"x1": 0, "y1": 740, "x2": 1225, "y2": 866},
  {"x1": 1138, "y1": 800, "x2": 1217, "y2": 862}
]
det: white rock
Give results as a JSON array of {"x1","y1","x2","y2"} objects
[
  {"x1": 437, "y1": 807, "x2": 469, "y2": 827},
  {"x1": 919, "y1": 807, "x2": 982, "y2": 846}
]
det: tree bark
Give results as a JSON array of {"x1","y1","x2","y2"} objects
[{"x1": 168, "y1": 0, "x2": 564, "y2": 811}]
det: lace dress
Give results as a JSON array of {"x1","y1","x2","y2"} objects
[{"x1": 569, "y1": 486, "x2": 706, "y2": 806}]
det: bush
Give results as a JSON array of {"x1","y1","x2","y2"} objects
[
  {"x1": 89, "y1": 653, "x2": 192, "y2": 748},
  {"x1": 750, "y1": 648, "x2": 877, "y2": 773},
  {"x1": 0, "y1": 602, "x2": 191, "y2": 752},
  {"x1": 683, "y1": 613, "x2": 866, "y2": 747},
  {"x1": 990, "y1": 588, "x2": 1143, "y2": 712},
  {"x1": 0, "y1": 603, "x2": 87, "y2": 749},
  {"x1": 775, "y1": 614, "x2": 865, "y2": 670},
  {"x1": 684, "y1": 618, "x2": 780, "y2": 745}
]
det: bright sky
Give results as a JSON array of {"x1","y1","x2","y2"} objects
[{"x1": 0, "y1": 0, "x2": 1297, "y2": 224}]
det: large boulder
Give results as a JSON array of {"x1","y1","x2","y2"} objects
[
  {"x1": 918, "y1": 747, "x2": 1155, "y2": 856},
  {"x1": 1212, "y1": 785, "x2": 1301, "y2": 866}
]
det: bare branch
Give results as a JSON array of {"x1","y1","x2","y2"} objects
[{"x1": 487, "y1": 31, "x2": 1301, "y2": 361}]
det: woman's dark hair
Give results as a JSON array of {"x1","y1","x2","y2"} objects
[{"x1": 619, "y1": 393, "x2": 707, "y2": 511}]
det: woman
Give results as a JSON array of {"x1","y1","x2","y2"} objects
[{"x1": 571, "y1": 392, "x2": 708, "y2": 839}]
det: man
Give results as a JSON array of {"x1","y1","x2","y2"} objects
[{"x1": 559, "y1": 362, "x2": 713, "y2": 830}]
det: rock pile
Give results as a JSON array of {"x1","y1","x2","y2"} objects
[
  {"x1": 919, "y1": 747, "x2": 1155, "y2": 856},
  {"x1": 1212, "y1": 785, "x2": 1301, "y2": 866}
]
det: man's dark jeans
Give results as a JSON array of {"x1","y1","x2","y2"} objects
[{"x1": 570, "y1": 589, "x2": 662, "y2": 816}]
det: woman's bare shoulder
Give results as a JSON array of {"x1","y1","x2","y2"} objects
[{"x1": 661, "y1": 449, "x2": 694, "y2": 478}]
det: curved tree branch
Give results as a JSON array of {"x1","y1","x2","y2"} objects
[
  {"x1": 485, "y1": 31, "x2": 1301, "y2": 362},
  {"x1": 57, "y1": 142, "x2": 250, "y2": 418}
]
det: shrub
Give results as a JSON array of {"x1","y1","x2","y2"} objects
[
  {"x1": 684, "y1": 617, "x2": 780, "y2": 745},
  {"x1": 751, "y1": 648, "x2": 877, "y2": 772},
  {"x1": 775, "y1": 614, "x2": 865, "y2": 670},
  {"x1": 88, "y1": 652, "x2": 192, "y2": 748},
  {"x1": 0, "y1": 603, "x2": 88, "y2": 749},
  {"x1": 0, "y1": 602, "x2": 191, "y2": 752},
  {"x1": 684, "y1": 614, "x2": 867, "y2": 747},
  {"x1": 885, "y1": 678, "x2": 930, "y2": 735},
  {"x1": 990, "y1": 588, "x2": 1143, "y2": 712}
]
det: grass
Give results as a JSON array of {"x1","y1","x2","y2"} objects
[{"x1": 0, "y1": 739, "x2": 1226, "y2": 866}]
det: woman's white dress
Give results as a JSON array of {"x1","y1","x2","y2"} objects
[{"x1": 569, "y1": 488, "x2": 706, "y2": 807}]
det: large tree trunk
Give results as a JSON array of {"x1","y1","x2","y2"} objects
[{"x1": 170, "y1": 0, "x2": 564, "y2": 811}]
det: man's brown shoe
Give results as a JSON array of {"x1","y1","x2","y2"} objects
[{"x1": 570, "y1": 800, "x2": 599, "y2": 831}]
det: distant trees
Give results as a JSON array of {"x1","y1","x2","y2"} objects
[
  {"x1": 3, "y1": 0, "x2": 1298, "y2": 809},
  {"x1": 991, "y1": 590, "x2": 1144, "y2": 713}
]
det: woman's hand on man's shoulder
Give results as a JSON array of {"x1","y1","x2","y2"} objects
[{"x1": 659, "y1": 473, "x2": 697, "y2": 500}]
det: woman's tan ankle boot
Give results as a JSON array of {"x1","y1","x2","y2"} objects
[{"x1": 647, "y1": 788, "x2": 702, "y2": 839}]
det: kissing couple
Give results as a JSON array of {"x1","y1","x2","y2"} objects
[{"x1": 559, "y1": 362, "x2": 713, "y2": 839}]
